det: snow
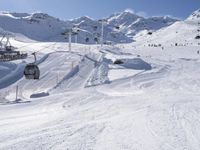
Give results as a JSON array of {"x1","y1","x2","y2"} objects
[{"x1": 0, "y1": 8, "x2": 200, "y2": 150}]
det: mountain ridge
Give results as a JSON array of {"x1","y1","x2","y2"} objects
[{"x1": 0, "y1": 9, "x2": 199, "y2": 44}]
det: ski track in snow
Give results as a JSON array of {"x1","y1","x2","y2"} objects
[{"x1": 0, "y1": 40, "x2": 200, "y2": 150}]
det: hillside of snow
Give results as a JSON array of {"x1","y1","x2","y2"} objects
[
  {"x1": 134, "y1": 9, "x2": 200, "y2": 47},
  {"x1": 0, "y1": 8, "x2": 200, "y2": 150}
]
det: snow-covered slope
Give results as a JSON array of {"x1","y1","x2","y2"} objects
[
  {"x1": 0, "y1": 35, "x2": 200, "y2": 150},
  {"x1": 134, "y1": 9, "x2": 200, "y2": 47}
]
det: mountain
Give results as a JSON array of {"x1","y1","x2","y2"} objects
[
  {"x1": 134, "y1": 9, "x2": 200, "y2": 47},
  {"x1": 70, "y1": 16, "x2": 132, "y2": 44},
  {"x1": 107, "y1": 11, "x2": 178, "y2": 37},
  {"x1": 0, "y1": 12, "x2": 70, "y2": 41},
  {"x1": 187, "y1": 9, "x2": 200, "y2": 21},
  {"x1": 0, "y1": 10, "x2": 179, "y2": 44},
  {"x1": 0, "y1": 12, "x2": 133, "y2": 44}
]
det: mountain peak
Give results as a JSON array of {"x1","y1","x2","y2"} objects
[
  {"x1": 107, "y1": 10, "x2": 141, "y2": 26},
  {"x1": 79, "y1": 16, "x2": 93, "y2": 21},
  {"x1": 29, "y1": 12, "x2": 56, "y2": 20},
  {"x1": 124, "y1": 9, "x2": 134, "y2": 14},
  {"x1": 119, "y1": 10, "x2": 140, "y2": 18},
  {"x1": 187, "y1": 9, "x2": 200, "y2": 20},
  {"x1": 71, "y1": 16, "x2": 95, "y2": 26}
]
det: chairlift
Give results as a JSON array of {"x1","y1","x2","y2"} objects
[{"x1": 24, "y1": 52, "x2": 40, "y2": 80}]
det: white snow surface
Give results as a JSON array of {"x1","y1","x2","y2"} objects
[
  {"x1": 0, "y1": 8, "x2": 200, "y2": 150},
  {"x1": 0, "y1": 34, "x2": 200, "y2": 150}
]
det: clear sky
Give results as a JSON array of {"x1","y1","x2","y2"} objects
[{"x1": 0, "y1": 0, "x2": 199, "y2": 20}]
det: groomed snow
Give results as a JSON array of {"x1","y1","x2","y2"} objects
[{"x1": 0, "y1": 33, "x2": 200, "y2": 150}]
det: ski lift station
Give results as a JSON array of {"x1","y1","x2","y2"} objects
[{"x1": 0, "y1": 35, "x2": 27, "y2": 61}]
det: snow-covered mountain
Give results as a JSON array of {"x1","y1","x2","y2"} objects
[
  {"x1": 107, "y1": 10, "x2": 178, "y2": 36},
  {"x1": 134, "y1": 9, "x2": 200, "y2": 47},
  {"x1": 0, "y1": 10, "x2": 179, "y2": 44},
  {"x1": 187, "y1": 9, "x2": 200, "y2": 21},
  {"x1": 70, "y1": 15, "x2": 133, "y2": 44},
  {"x1": 0, "y1": 12, "x2": 132, "y2": 44},
  {"x1": 0, "y1": 12, "x2": 71, "y2": 42}
]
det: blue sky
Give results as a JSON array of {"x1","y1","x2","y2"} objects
[{"x1": 0, "y1": 0, "x2": 199, "y2": 20}]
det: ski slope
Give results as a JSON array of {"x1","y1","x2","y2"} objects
[{"x1": 0, "y1": 34, "x2": 200, "y2": 150}]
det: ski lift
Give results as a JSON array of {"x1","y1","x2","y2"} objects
[
  {"x1": 115, "y1": 26, "x2": 120, "y2": 30},
  {"x1": 85, "y1": 37, "x2": 90, "y2": 43},
  {"x1": 24, "y1": 52, "x2": 40, "y2": 80},
  {"x1": 0, "y1": 35, "x2": 28, "y2": 61},
  {"x1": 147, "y1": 32, "x2": 152, "y2": 35},
  {"x1": 94, "y1": 37, "x2": 98, "y2": 42},
  {"x1": 111, "y1": 32, "x2": 117, "y2": 38},
  {"x1": 93, "y1": 26, "x2": 98, "y2": 31}
]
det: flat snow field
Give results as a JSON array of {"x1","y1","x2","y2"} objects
[{"x1": 1, "y1": 39, "x2": 200, "y2": 150}]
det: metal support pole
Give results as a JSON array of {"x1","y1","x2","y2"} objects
[
  {"x1": 69, "y1": 32, "x2": 72, "y2": 52},
  {"x1": 75, "y1": 34, "x2": 78, "y2": 43},
  {"x1": 16, "y1": 85, "x2": 18, "y2": 101},
  {"x1": 101, "y1": 21, "x2": 104, "y2": 48},
  {"x1": 98, "y1": 19, "x2": 107, "y2": 48},
  {"x1": 32, "y1": 52, "x2": 37, "y2": 63}
]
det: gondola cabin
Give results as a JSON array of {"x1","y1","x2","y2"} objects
[{"x1": 24, "y1": 63, "x2": 40, "y2": 80}]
